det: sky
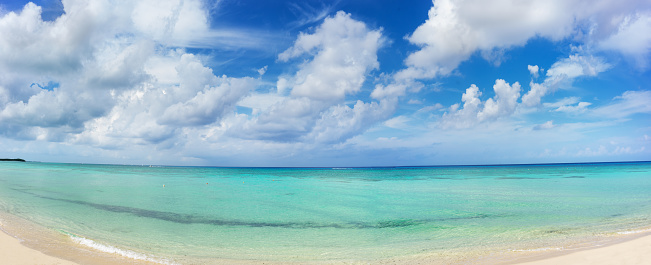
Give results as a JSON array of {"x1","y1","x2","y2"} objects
[{"x1": 0, "y1": 0, "x2": 650, "y2": 167}]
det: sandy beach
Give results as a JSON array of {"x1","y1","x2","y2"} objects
[
  {"x1": 508, "y1": 233, "x2": 651, "y2": 265},
  {"x1": 0, "y1": 228, "x2": 78, "y2": 265},
  {"x1": 0, "y1": 213, "x2": 161, "y2": 265},
  {"x1": 2, "y1": 226, "x2": 651, "y2": 265}
]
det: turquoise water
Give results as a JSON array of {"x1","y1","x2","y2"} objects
[{"x1": 0, "y1": 162, "x2": 650, "y2": 263}]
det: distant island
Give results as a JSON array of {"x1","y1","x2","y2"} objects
[{"x1": 0, "y1": 158, "x2": 26, "y2": 162}]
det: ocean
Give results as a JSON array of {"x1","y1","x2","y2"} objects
[{"x1": 0, "y1": 161, "x2": 650, "y2": 264}]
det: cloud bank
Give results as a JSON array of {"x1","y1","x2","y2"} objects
[{"x1": 0, "y1": 0, "x2": 649, "y2": 166}]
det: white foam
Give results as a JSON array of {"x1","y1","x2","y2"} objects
[
  {"x1": 617, "y1": 228, "x2": 651, "y2": 235},
  {"x1": 510, "y1": 247, "x2": 564, "y2": 252},
  {"x1": 69, "y1": 234, "x2": 177, "y2": 265}
]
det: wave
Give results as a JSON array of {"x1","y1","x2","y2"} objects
[
  {"x1": 64, "y1": 232, "x2": 177, "y2": 265},
  {"x1": 509, "y1": 246, "x2": 564, "y2": 252},
  {"x1": 616, "y1": 227, "x2": 651, "y2": 235}
]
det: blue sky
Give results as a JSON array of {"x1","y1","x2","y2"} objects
[{"x1": 0, "y1": 0, "x2": 650, "y2": 167}]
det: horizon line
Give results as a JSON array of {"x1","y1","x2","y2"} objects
[{"x1": 17, "y1": 160, "x2": 651, "y2": 169}]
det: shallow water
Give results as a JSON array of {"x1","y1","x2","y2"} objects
[{"x1": 0, "y1": 162, "x2": 650, "y2": 263}]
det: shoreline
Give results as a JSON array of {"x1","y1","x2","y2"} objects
[
  {"x1": 0, "y1": 226, "x2": 78, "y2": 265},
  {"x1": 2, "y1": 210, "x2": 650, "y2": 265},
  {"x1": 503, "y1": 231, "x2": 651, "y2": 265},
  {"x1": 0, "y1": 212, "x2": 162, "y2": 265}
]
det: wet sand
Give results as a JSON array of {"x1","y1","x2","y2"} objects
[{"x1": 2, "y1": 214, "x2": 650, "y2": 265}]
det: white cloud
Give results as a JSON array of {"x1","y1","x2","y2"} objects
[
  {"x1": 286, "y1": 2, "x2": 334, "y2": 29},
  {"x1": 417, "y1": 103, "x2": 445, "y2": 113},
  {"x1": 438, "y1": 54, "x2": 612, "y2": 130},
  {"x1": 528, "y1": 65, "x2": 539, "y2": 77},
  {"x1": 396, "y1": 0, "x2": 648, "y2": 81},
  {"x1": 371, "y1": 82, "x2": 409, "y2": 100},
  {"x1": 592, "y1": 90, "x2": 651, "y2": 118},
  {"x1": 257, "y1": 66, "x2": 268, "y2": 76},
  {"x1": 533, "y1": 120, "x2": 555, "y2": 130},
  {"x1": 440, "y1": 79, "x2": 520, "y2": 129},
  {"x1": 543, "y1": 97, "x2": 592, "y2": 113},
  {"x1": 478, "y1": 79, "x2": 521, "y2": 121},
  {"x1": 159, "y1": 76, "x2": 255, "y2": 126},
  {"x1": 543, "y1": 97, "x2": 580, "y2": 108},
  {"x1": 1, "y1": 1, "x2": 649, "y2": 166},
  {"x1": 278, "y1": 11, "x2": 384, "y2": 102},
  {"x1": 598, "y1": 13, "x2": 651, "y2": 69},
  {"x1": 384, "y1": 116, "x2": 410, "y2": 129},
  {"x1": 0, "y1": 2, "x2": 108, "y2": 75},
  {"x1": 228, "y1": 11, "x2": 390, "y2": 144},
  {"x1": 520, "y1": 81, "x2": 551, "y2": 108},
  {"x1": 546, "y1": 54, "x2": 610, "y2": 79},
  {"x1": 443, "y1": 84, "x2": 482, "y2": 128},
  {"x1": 576, "y1": 145, "x2": 609, "y2": 156},
  {"x1": 84, "y1": 40, "x2": 154, "y2": 89},
  {"x1": 575, "y1": 144, "x2": 645, "y2": 157},
  {"x1": 396, "y1": 0, "x2": 579, "y2": 80},
  {"x1": 187, "y1": 28, "x2": 285, "y2": 51},
  {"x1": 307, "y1": 99, "x2": 396, "y2": 144},
  {"x1": 228, "y1": 97, "x2": 323, "y2": 142},
  {"x1": 554, "y1": 102, "x2": 592, "y2": 113},
  {"x1": 0, "y1": 89, "x2": 111, "y2": 134},
  {"x1": 0, "y1": 0, "x2": 261, "y2": 148},
  {"x1": 237, "y1": 93, "x2": 286, "y2": 116},
  {"x1": 521, "y1": 55, "x2": 609, "y2": 107},
  {"x1": 132, "y1": 0, "x2": 208, "y2": 43}
]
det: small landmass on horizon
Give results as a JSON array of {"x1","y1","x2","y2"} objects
[{"x1": 0, "y1": 158, "x2": 26, "y2": 162}]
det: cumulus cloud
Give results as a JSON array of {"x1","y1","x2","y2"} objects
[
  {"x1": 396, "y1": 0, "x2": 577, "y2": 80},
  {"x1": 396, "y1": 0, "x2": 649, "y2": 81},
  {"x1": 229, "y1": 11, "x2": 390, "y2": 143},
  {"x1": 1, "y1": 0, "x2": 648, "y2": 166},
  {"x1": 278, "y1": 11, "x2": 384, "y2": 102},
  {"x1": 440, "y1": 79, "x2": 521, "y2": 129},
  {"x1": 478, "y1": 79, "x2": 521, "y2": 121},
  {"x1": 545, "y1": 55, "x2": 610, "y2": 79},
  {"x1": 131, "y1": 0, "x2": 209, "y2": 45},
  {"x1": 306, "y1": 99, "x2": 395, "y2": 144},
  {"x1": 159, "y1": 77, "x2": 254, "y2": 126},
  {"x1": 0, "y1": 0, "x2": 254, "y2": 147},
  {"x1": 598, "y1": 13, "x2": 651, "y2": 69},
  {"x1": 528, "y1": 65, "x2": 539, "y2": 77},
  {"x1": 521, "y1": 54, "x2": 609, "y2": 107},
  {"x1": 370, "y1": 82, "x2": 409, "y2": 100},
  {"x1": 0, "y1": 2, "x2": 101, "y2": 75},
  {"x1": 438, "y1": 54, "x2": 610, "y2": 130},
  {"x1": 76, "y1": 53, "x2": 255, "y2": 147}
]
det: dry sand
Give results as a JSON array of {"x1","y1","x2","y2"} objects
[
  {"x1": 510, "y1": 233, "x2": 651, "y2": 265},
  {"x1": 0, "y1": 228, "x2": 78, "y2": 265},
  {"x1": 2, "y1": 225, "x2": 651, "y2": 265}
]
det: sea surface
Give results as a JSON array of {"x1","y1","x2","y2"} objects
[{"x1": 0, "y1": 161, "x2": 650, "y2": 264}]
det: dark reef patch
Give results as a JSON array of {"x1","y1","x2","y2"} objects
[
  {"x1": 496, "y1": 177, "x2": 544, "y2": 180},
  {"x1": 13, "y1": 188, "x2": 495, "y2": 229},
  {"x1": 563, "y1": 176, "x2": 585, "y2": 179}
]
